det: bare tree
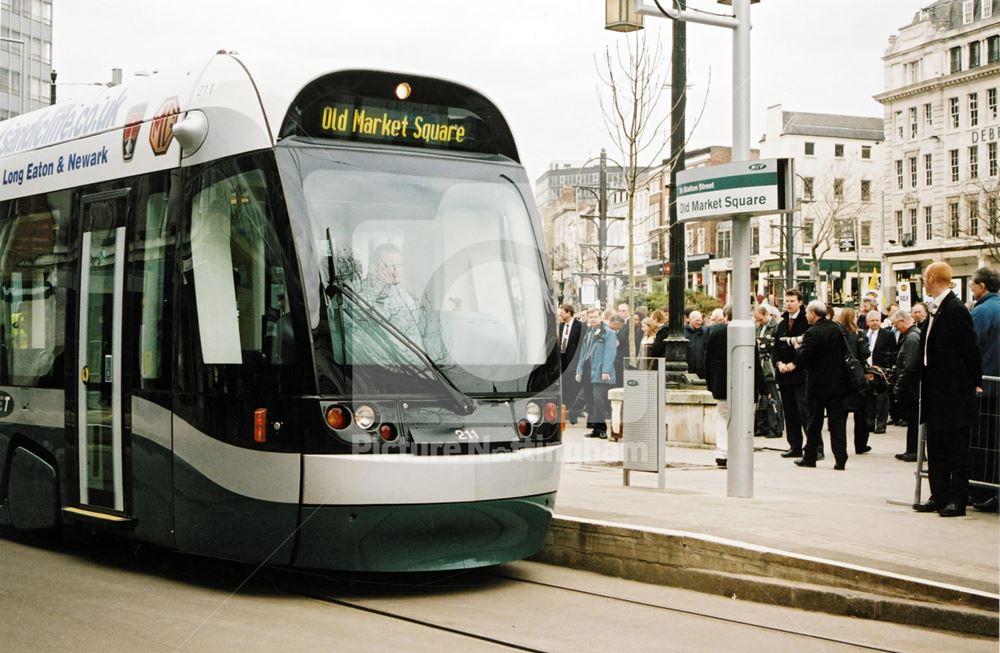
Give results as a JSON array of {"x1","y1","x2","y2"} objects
[
  {"x1": 955, "y1": 177, "x2": 1000, "y2": 264},
  {"x1": 596, "y1": 31, "x2": 710, "y2": 355},
  {"x1": 798, "y1": 167, "x2": 872, "y2": 302}
]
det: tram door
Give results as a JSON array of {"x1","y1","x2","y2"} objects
[{"x1": 76, "y1": 191, "x2": 128, "y2": 512}]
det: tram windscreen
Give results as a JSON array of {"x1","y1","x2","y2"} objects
[{"x1": 287, "y1": 146, "x2": 549, "y2": 394}]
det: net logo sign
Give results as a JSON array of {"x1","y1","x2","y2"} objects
[{"x1": 149, "y1": 97, "x2": 181, "y2": 156}]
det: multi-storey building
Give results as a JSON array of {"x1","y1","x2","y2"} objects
[
  {"x1": 876, "y1": 0, "x2": 1000, "y2": 303},
  {"x1": 535, "y1": 160, "x2": 626, "y2": 307},
  {"x1": 0, "y1": 0, "x2": 53, "y2": 119},
  {"x1": 756, "y1": 105, "x2": 885, "y2": 304}
]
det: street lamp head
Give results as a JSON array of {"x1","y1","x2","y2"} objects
[{"x1": 605, "y1": 0, "x2": 643, "y2": 32}]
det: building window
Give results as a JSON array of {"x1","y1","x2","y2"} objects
[
  {"x1": 990, "y1": 36, "x2": 1000, "y2": 64},
  {"x1": 909, "y1": 156, "x2": 918, "y2": 188},
  {"x1": 950, "y1": 46, "x2": 963, "y2": 73},
  {"x1": 834, "y1": 178, "x2": 844, "y2": 199},
  {"x1": 804, "y1": 141, "x2": 815, "y2": 156},
  {"x1": 970, "y1": 145, "x2": 979, "y2": 179},
  {"x1": 895, "y1": 210, "x2": 904, "y2": 242},
  {"x1": 970, "y1": 92, "x2": 979, "y2": 127},
  {"x1": 861, "y1": 179, "x2": 871, "y2": 201},
  {"x1": 969, "y1": 41, "x2": 982, "y2": 69},
  {"x1": 716, "y1": 227, "x2": 732, "y2": 258},
  {"x1": 924, "y1": 103, "x2": 933, "y2": 127},
  {"x1": 803, "y1": 219, "x2": 814, "y2": 243},
  {"x1": 861, "y1": 222, "x2": 871, "y2": 247},
  {"x1": 969, "y1": 196, "x2": 980, "y2": 235},
  {"x1": 950, "y1": 97, "x2": 960, "y2": 128},
  {"x1": 951, "y1": 149, "x2": 960, "y2": 182},
  {"x1": 985, "y1": 1, "x2": 995, "y2": 19},
  {"x1": 909, "y1": 107, "x2": 918, "y2": 138},
  {"x1": 949, "y1": 201, "x2": 961, "y2": 237},
  {"x1": 751, "y1": 225, "x2": 760, "y2": 254},
  {"x1": 803, "y1": 176, "x2": 814, "y2": 201},
  {"x1": 896, "y1": 160, "x2": 904, "y2": 189},
  {"x1": 924, "y1": 206, "x2": 934, "y2": 241},
  {"x1": 990, "y1": 142, "x2": 998, "y2": 177},
  {"x1": 834, "y1": 143, "x2": 844, "y2": 158},
  {"x1": 962, "y1": 0, "x2": 974, "y2": 25},
  {"x1": 861, "y1": 145, "x2": 872, "y2": 160},
  {"x1": 896, "y1": 111, "x2": 904, "y2": 139},
  {"x1": 925, "y1": 153, "x2": 933, "y2": 186},
  {"x1": 988, "y1": 196, "x2": 999, "y2": 234},
  {"x1": 909, "y1": 208, "x2": 918, "y2": 241},
  {"x1": 989, "y1": 88, "x2": 997, "y2": 120}
]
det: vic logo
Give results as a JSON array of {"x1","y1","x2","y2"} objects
[{"x1": 748, "y1": 163, "x2": 767, "y2": 171}]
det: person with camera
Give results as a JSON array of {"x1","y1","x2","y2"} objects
[{"x1": 773, "y1": 289, "x2": 823, "y2": 460}]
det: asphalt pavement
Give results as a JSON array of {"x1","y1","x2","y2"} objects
[{"x1": 553, "y1": 418, "x2": 999, "y2": 595}]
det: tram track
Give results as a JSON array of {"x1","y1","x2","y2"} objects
[{"x1": 279, "y1": 564, "x2": 938, "y2": 652}]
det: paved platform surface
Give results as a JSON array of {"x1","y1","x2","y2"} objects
[{"x1": 553, "y1": 419, "x2": 999, "y2": 595}]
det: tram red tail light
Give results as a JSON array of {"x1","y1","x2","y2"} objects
[
  {"x1": 378, "y1": 423, "x2": 397, "y2": 442},
  {"x1": 325, "y1": 405, "x2": 351, "y2": 430},
  {"x1": 544, "y1": 402, "x2": 559, "y2": 422},
  {"x1": 516, "y1": 419, "x2": 532, "y2": 438},
  {"x1": 254, "y1": 408, "x2": 267, "y2": 443}
]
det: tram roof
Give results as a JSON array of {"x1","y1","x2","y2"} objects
[{"x1": 0, "y1": 53, "x2": 517, "y2": 200}]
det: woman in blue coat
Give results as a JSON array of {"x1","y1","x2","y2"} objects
[{"x1": 576, "y1": 308, "x2": 618, "y2": 438}]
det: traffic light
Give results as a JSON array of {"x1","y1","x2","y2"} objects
[{"x1": 663, "y1": 262, "x2": 672, "y2": 276}]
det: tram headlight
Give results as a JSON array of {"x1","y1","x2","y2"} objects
[
  {"x1": 525, "y1": 401, "x2": 542, "y2": 425},
  {"x1": 354, "y1": 404, "x2": 379, "y2": 430},
  {"x1": 395, "y1": 82, "x2": 412, "y2": 100}
]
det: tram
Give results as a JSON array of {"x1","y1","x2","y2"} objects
[{"x1": 0, "y1": 53, "x2": 563, "y2": 571}]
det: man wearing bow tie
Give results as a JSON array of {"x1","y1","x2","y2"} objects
[
  {"x1": 912, "y1": 262, "x2": 983, "y2": 517},
  {"x1": 773, "y1": 288, "x2": 823, "y2": 460}
]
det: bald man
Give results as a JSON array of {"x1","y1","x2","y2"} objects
[{"x1": 912, "y1": 262, "x2": 983, "y2": 517}]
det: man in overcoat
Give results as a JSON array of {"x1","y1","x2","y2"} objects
[
  {"x1": 576, "y1": 308, "x2": 618, "y2": 439},
  {"x1": 778, "y1": 300, "x2": 848, "y2": 469},
  {"x1": 913, "y1": 262, "x2": 982, "y2": 517},
  {"x1": 773, "y1": 289, "x2": 823, "y2": 460}
]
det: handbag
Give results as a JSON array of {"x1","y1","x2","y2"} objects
[{"x1": 841, "y1": 331, "x2": 868, "y2": 395}]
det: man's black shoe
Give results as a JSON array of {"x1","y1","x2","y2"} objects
[
  {"x1": 780, "y1": 450, "x2": 802, "y2": 458},
  {"x1": 794, "y1": 459, "x2": 816, "y2": 468},
  {"x1": 816, "y1": 452, "x2": 825, "y2": 461},
  {"x1": 973, "y1": 497, "x2": 999, "y2": 513},
  {"x1": 584, "y1": 431, "x2": 598, "y2": 438},
  {"x1": 939, "y1": 503, "x2": 966, "y2": 517},
  {"x1": 912, "y1": 500, "x2": 941, "y2": 513},
  {"x1": 856, "y1": 446, "x2": 872, "y2": 454},
  {"x1": 833, "y1": 463, "x2": 846, "y2": 470},
  {"x1": 715, "y1": 458, "x2": 727, "y2": 468},
  {"x1": 895, "y1": 452, "x2": 917, "y2": 462},
  {"x1": 873, "y1": 429, "x2": 886, "y2": 434},
  {"x1": 896, "y1": 420, "x2": 908, "y2": 427},
  {"x1": 596, "y1": 432, "x2": 608, "y2": 439}
]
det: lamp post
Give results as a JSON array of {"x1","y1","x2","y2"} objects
[{"x1": 609, "y1": 0, "x2": 759, "y2": 498}]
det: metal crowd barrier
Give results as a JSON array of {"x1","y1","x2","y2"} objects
[{"x1": 912, "y1": 375, "x2": 1000, "y2": 504}]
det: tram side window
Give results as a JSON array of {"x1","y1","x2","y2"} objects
[
  {"x1": 182, "y1": 156, "x2": 298, "y2": 394},
  {"x1": 0, "y1": 191, "x2": 72, "y2": 387},
  {"x1": 129, "y1": 174, "x2": 174, "y2": 391}
]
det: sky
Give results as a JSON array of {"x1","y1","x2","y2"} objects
[{"x1": 52, "y1": 0, "x2": 926, "y2": 184}]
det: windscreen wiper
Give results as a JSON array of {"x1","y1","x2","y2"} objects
[{"x1": 324, "y1": 233, "x2": 474, "y2": 416}]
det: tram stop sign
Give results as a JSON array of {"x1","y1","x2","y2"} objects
[{"x1": 675, "y1": 158, "x2": 792, "y2": 222}]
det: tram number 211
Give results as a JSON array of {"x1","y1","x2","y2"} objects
[{"x1": 455, "y1": 429, "x2": 480, "y2": 440}]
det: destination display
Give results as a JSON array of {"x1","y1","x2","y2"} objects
[
  {"x1": 291, "y1": 96, "x2": 495, "y2": 154},
  {"x1": 675, "y1": 158, "x2": 791, "y2": 222}
]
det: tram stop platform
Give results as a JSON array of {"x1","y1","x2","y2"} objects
[{"x1": 537, "y1": 422, "x2": 1000, "y2": 637}]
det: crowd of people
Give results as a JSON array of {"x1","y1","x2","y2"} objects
[{"x1": 557, "y1": 262, "x2": 999, "y2": 516}]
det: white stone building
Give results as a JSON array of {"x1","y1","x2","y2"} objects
[
  {"x1": 875, "y1": 0, "x2": 1000, "y2": 304},
  {"x1": 756, "y1": 105, "x2": 885, "y2": 304}
]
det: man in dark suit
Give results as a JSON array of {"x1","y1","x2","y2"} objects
[
  {"x1": 557, "y1": 304, "x2": 584, "y2": 422},
  {"x1": 778, "y1": 300, "x2": 848, "y2": 469},
  {"x1": 913, "y1": 262, "x2": 983, "y2": 517},
  {"x1": 607, "y1": 314, "x2": 628, "y2": 390},
  {"x1": 773, "y1": 288, "x2": 823, "y2": 460},
  {"x1": 862, "y1": 310, "x2": 897, "y2": 434}
]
